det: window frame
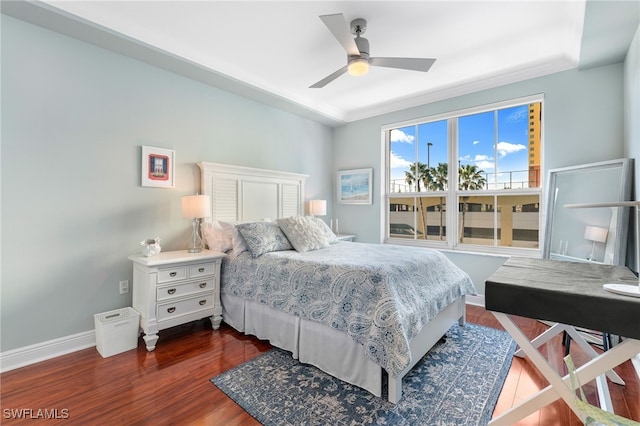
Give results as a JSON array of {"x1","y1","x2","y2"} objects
[{"x1": 383, "y1": 94, "x2": 544, "y2": 257}]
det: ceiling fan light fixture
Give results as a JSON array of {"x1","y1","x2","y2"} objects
[{"x1": 348, "y1": 58, "x2": 369, "y2": 76}]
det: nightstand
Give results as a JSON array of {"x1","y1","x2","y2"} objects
[
  {"x1": 336, "y1": 234, "x2": 356, "y2": 242},
  {"x1": 129, "y1": 249, "x2": 226, "y2": 351}
]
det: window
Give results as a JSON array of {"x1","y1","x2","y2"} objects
[{"x1": 385, "y1": 95, "x2": 543, "y2": 255}]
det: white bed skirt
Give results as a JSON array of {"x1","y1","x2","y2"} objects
[
  {"x1": 222, "y1": 292, "x2": 466, "y2": 401},
  {"x1": 222, "y1": 293, "x2": 383, "y2": 396}
]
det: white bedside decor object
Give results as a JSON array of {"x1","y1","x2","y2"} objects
[
  {"x1": 140, "y1": 237, "x2": 161, "y2": 257},
  {"x1": 566, "y1": 201, "x2": 640, "y2": 298},
  {"x1": 182, "y1": 194, "x2": 211, "y2": 253},
  {"x1": 584, "y1": 226, "x2": 608, "y2": 262}
]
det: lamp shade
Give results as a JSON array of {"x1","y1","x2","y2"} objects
[
  {"x1": 182, "y1": 194, "x2": 211, "y2": 219},
  {"x1": 584, "y1": 225, "x2": 608, "y2": 243},
  {"x1": 309, "y1": 199, "x2": 327, "y2": 216}
]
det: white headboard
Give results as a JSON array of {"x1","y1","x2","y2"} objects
[{"x1": 197, "y1": 162, "x2": 307, "y2": 222}]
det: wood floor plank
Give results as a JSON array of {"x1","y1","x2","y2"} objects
[{"x1": 1, "y1": 305, "x2": 638, "y2": 425}]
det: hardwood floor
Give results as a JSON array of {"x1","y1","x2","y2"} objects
[{"x1": 1, "y1": 305, "x2": 638, "y2": 425}]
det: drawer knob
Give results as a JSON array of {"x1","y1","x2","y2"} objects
[
  {"x1": 167, "y1": 307, "x2": 176, "y2": 313},
  {"x1": 199, "y1": 282, "x2": 207, "y2": 288},
  {"x1": 169, "y1": 272, "x2": 177, "y2": 277},
  {"x1": 199, "y1": 300, "x2": 206, "y2": 306},
  {"x1": 167, "y1": 288, "x2": 176, "y2": 295},
  {"x1": 198, "y1": 267, "x2": 205, "y2": 273}
]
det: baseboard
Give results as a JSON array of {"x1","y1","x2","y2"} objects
[
  {"x1": 1, "y1": 297, "x2": 487, "y2": 373},
  {"x1": 0, "y1": 330, "x2": 96, "y2": 373}
]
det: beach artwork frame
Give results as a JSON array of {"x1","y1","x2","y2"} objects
[
  {"x1": 141, "y1": 145, "x2": 175, "y2": 188},
  {"x1": 337, "y1": 168, "x2": 372, "y2": 205}
]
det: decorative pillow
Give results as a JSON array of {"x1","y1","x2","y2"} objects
[
  {"x1": 312, "y1": 217, "x2": 339, "y2": 244},
  {"x1": 237, "y1": 222, "x2": 293, "y2": 258},
  {"x1": 276, "y1": 216, "x2": 330, "y2": 253},
  {"x1": 202, "y1": 221, "x2": 233, "y2": 253},
  {"x1": 218, "y1": 221, "x2": 249, "y2": 258}
]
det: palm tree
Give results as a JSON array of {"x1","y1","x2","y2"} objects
[
  {"x1": 458, "y1": 164, "x2": 487, "y2": 242},
  {"x1": 458, "y1": 164, "x2": 487, "y2": 190},
  {"x1": 404, "y1": 162, "x2": 429, "y2": 238},
  {"x1": 428, "y1": 163, "x2": 448, "y2": 239},
  {"x1": 404, "y1": 162, "x2": 428, "y2": 192}
]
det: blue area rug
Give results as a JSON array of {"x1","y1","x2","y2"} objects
[{"x1": 211, "y1": 323, "x2": 516, "y2": 425}]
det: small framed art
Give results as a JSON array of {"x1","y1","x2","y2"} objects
[
  {"x1": 141, "y1": 146, "x2": 175, "y2": 188},
  {"x1": 337, "y1": 168, "x2": 372, "y2": 205}
]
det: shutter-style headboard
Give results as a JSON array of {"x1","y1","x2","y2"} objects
[{"x1": 197, "y1": 162, "x2": 307, "y2": 222}]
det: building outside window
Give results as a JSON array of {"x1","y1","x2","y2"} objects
[{"x1": 385, "y1": 95, "x2": 543, "y2": 255}]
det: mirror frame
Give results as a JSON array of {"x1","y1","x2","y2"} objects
[{"x1": 543, "y1": 158, "x2": 633, "y2": 265}]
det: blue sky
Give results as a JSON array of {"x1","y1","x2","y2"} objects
[{"x1": 390, "y1": 104, "x2": 530, "y2": 189}]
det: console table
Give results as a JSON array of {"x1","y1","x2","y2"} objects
[{"x1": 485, "y1": 257, "x2": 640, "y2": 424}]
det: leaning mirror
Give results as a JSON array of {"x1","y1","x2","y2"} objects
[{"x1": 543, "y1": 158, "x2": 633, "y2": 265}]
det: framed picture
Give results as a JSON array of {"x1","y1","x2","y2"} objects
[
  {"x1": 337, "y1": 168, "x2": 372, "y2": 205},
  {"x1": 141, "y1": 146, "x2": 175, "y2": 188}
]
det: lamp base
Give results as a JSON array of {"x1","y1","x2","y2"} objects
[{"x1": 603, "y1": 283, "x2": 640, "y2": 298}]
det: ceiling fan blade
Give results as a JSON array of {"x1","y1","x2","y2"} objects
[
  {"x1": 309, "y1": 66, "x2": 348, "y2": 88},
  {"x1": 319, "y1": 14, "x2": 360, "y2": 56},
  {"x1": 370, "y1": 57, "x2": 436, "y2": 72}
]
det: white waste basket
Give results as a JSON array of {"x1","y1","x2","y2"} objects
[{"x1": 94, "y1": 307, "x2": 140, "y2": 357}]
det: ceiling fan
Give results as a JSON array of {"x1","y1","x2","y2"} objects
[{"x1": 310, "y1": 13, "x2": 436, "y2": 88}]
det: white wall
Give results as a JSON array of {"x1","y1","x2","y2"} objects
[{"x1": 0, "y1": 16, "x2": 334, "y2": 352}]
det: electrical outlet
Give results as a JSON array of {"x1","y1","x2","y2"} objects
[{"x1": 119, "y1": 280, "x2": 129, "y2": 294}]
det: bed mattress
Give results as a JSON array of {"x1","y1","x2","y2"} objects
[{"x1": 221, "y1": 242, "x2": 476, "y2": 376}]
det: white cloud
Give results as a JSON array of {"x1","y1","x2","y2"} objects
[
  {"x1": 390, "y1": 151, "x2": 412, "y2": 169},
  {"x1": 472, "y1": 140, "x2": 480, "y2": 145},
  {"x1": 496, "y1": 141, "x2": 526, "y2": 157},
  {"x1": 390, "y1": 129, "x2": 415, "y2": 143},
  {"x1": 476, "y1": 160, "x2": 495, "y2": 171},
  {"x1": 474, "y1": 154, "x2": 492, "y2": 162},
  {"x1": 507, "y1": 108, "x2": 527, "y2": 123}
]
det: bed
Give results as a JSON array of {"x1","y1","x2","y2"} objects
[{"x1": 198, "y1": 162, "x2": 476, "y2": 403}]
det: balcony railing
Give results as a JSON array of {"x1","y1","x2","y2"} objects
[{"x1": 390, "y1": 168, "x2": 540, "y2": 193}]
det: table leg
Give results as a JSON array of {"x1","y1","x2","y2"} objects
[{"x1": 489, "y1": 313, "x2": 640, "y2": 425}]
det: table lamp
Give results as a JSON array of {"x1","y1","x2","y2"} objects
[
  {"x1": 584, "y1": 225, "x2": 608, "y2": 262},
  {"x1": 565, "y1": 201, "x2": 640, "y2": 298},
  {"x1": 308, "y1": 199, "x2": 327, "y2": 217},
  {"x1": 182, "y1": 194, "x2": 211, "y2": 253}
]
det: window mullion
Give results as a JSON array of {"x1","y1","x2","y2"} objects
[{"x1": 448, "y1": 118, "x2": 458, "y2": 249}]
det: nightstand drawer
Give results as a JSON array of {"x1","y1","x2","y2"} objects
[
  {"x1": 157, "y1": 278, "x2": 215, "y2": 302},
  {"x1": 157, "y1": 266, "x2": 187, "y2": 283},
  {"x1": 190, "y1": 262, "x2": 215, "y2": 278},
  {"x1": 157, "y1": 294, "x2": 214, "y2": 322}
]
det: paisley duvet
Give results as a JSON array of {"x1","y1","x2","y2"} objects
[{"x1": 221, "y1": 242, "x2": 476, "y2": 376}]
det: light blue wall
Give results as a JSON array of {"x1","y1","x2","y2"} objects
[
  {"x1": 333, "y1": 63, "x2": 625, "y2": 245},
  {"x1": 333, "y1": 60, "x2": 629, "y2": 293},
  {"x1": 0, "y1": 16, "x2": 333, "y2": 352}
]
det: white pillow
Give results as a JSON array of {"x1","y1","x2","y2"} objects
[
  {"x1": 202, "y1": 221, "x2": 232, "y2": 253},
  {"x1": 312, "y1": 217, "x2": 339, "y2": 244},
  {"x1": 276, "y1": 216, "x2": 330, "y2": 252},
  {"x1": 218, "y1": 221, "x2": 249, "y2": 258}
]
